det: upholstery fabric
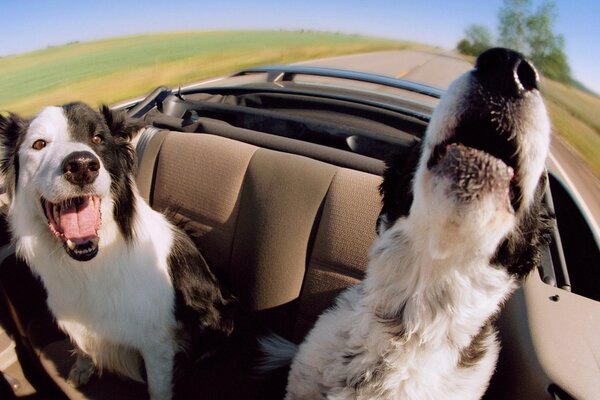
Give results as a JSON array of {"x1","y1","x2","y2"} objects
[
  {"x1": 295, "y1": 168, "x2": 382, "y2": 339},
  {"x1": 152, "y1": 133, "x2": 258, "y2": 275}
]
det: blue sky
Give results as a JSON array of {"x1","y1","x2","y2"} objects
[{"x1": 1, "y1": 0, "x2": 599, "y2": 92}]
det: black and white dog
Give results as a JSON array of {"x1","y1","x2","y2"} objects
[
  {"x1": 0, "y1": 103, "x2": 235, "y2": 399},
  {"x1": 261, "y1": 48, "x2": 553, "y2": 399}
]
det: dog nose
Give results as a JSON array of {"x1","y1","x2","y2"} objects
[
  {"x1": 62, "y1": 151, "x2": 100, "y2": 186},
  {"x1": 475, "y1": 47, "x2": 539, "y2": 95}
]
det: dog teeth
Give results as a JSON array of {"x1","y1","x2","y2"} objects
[
  {"x1": 73, "y1": 246, "x2": 96, "y2": 256},
  {"x1": 66, "y1": 239, "x2": 77, "y2": 250}
]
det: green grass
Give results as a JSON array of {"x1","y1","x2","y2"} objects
[
  {"x1": 0, "y1": 30, "x2": 420, "y2": 116},
  {"x1": 542, "y1": 79, "x2": 600, "y2": 176}
]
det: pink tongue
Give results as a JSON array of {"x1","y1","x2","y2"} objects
[{"x1": 59, "y1": 197, "x2": 99, "y2": 243}]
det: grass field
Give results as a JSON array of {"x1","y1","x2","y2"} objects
[
  {"x1": 542, "y1": 79, "x2": 600, "y2": 176},
  {"x1": 0, "y1": 30, "x2": 419, "y2": 116},
  {"x1": 0, "y1": 30, "x2": 597, "y2": 176}
]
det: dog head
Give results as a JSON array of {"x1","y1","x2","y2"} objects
[
  {"x1": 379, "y1": 48, "x2": 552, "y2": 275},
  {"x1": 0, "y1": 103, "x2": 143, "y2": 262}
]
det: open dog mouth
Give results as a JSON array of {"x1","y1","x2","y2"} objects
[
  {"x1": 428, "y1": 136, "x2": 516, "y2": 209},
  {"x1": 424, "y1": 108, "x2": 523, "y2": 210},
  {"x1": 42, "y1": 196, "x2": 102, "y2": 261}
]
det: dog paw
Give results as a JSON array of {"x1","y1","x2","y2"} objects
[{"x1": 67, "y1": 360, "x2": 95, "y2": 388}]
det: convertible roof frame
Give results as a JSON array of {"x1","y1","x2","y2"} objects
[{"x1": 233, "y1": 66, "x2": 444, "y2": 99}]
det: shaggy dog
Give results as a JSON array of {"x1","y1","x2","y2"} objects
[
  {"x1": 261, "y1": 47, "x2": 553, "y2": 399},
  {"x1": 0, "y1": 103, "x2": 235, "y2": 400}
]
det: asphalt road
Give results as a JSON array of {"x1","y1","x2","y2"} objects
[
  {"x1": 296, "y1": 49, "x2": 472, "y2": 89},
  {"x1": 297, "y1": 50, "x2": 600, "y2": 238}
]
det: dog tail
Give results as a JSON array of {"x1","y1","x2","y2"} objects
[{"x1": 255, "y1": 334, "x2": 298, "y2": 374}]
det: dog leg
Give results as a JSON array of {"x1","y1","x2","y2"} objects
[
  {"x1": 67, "y1": 350, "x2": 95, "y2": 388},
  {"x1": 142, "y1": 343, "x2": 175, "y2": 400}
]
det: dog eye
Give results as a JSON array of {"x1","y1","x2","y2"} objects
[
  {"x1": 32, "y1": 139, "x2": 47, "y2": 151},
  {"x1": 92, "y1": 134, "x2": 104, "y2": 145}
]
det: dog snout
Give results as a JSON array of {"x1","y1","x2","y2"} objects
[
  {"x1": 62, "y1": 151, "x2": 100, "y2": 186},
  {"x1": 475, "y1": 47, "x2": 539, "y2": 95}
]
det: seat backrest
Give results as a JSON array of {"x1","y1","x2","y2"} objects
[
  {"x1": 294, "y1": 168, "x2": 381, "y2": 340},
  {"x1": 140, "y1": 131, "x2": 382, "y2": 338}
]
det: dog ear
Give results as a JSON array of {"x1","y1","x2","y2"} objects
[
  {"x1": 99, "y1": 105, "x2": 145, "y2": 143},
  {"x1": 492, "y1": 173, "x2": 554, "y2": 280},
  {"x1": 0, "y1": 112, "x2": 25, "y2": 176}
]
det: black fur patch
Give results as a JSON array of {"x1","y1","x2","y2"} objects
[
  {"x1": 167, "y1": 226, "x2": 237, "y2": 366},
  {"x1": 348, "y1": 356, "x2": 389, "y2": 395},
  {"x1": 458, "y1": 321, "x2": 493, "y2": 369},
  {"x1": 340, "y1": 346, "x2": 365, "y2": 366},
  {"x1": 492, "y1": 174, "x2": 553, "y2": 280},
  {"x1": 0, "y1": 113, "x2": 27, "y2": 199},
  {"x1": 375, "y1": 306, "x2": 407, "y2": 339},
  {"x1": 377, "y1": 140, "x2": 421, "y2": 232}
]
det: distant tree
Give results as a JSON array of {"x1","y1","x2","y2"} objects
[
  {"x1": 457, "y1": 24, "x2": 494, "y2": 56},
  {"x1": 526, "y1": 1, "x2": 571, "y2": 82},
  {"x1": 527, "y1": 1, "x2": 555, "y2": 61},
  {"x1": 498, "y1": 0, "x2": 531, "y2": 53},
  {"x1": 538, "y1": 36, "x2": 571, "y2": 82}
]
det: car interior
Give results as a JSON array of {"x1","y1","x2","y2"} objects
[{"x1": 0, "y1": 72, "x2": 599, "y2": 399}]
